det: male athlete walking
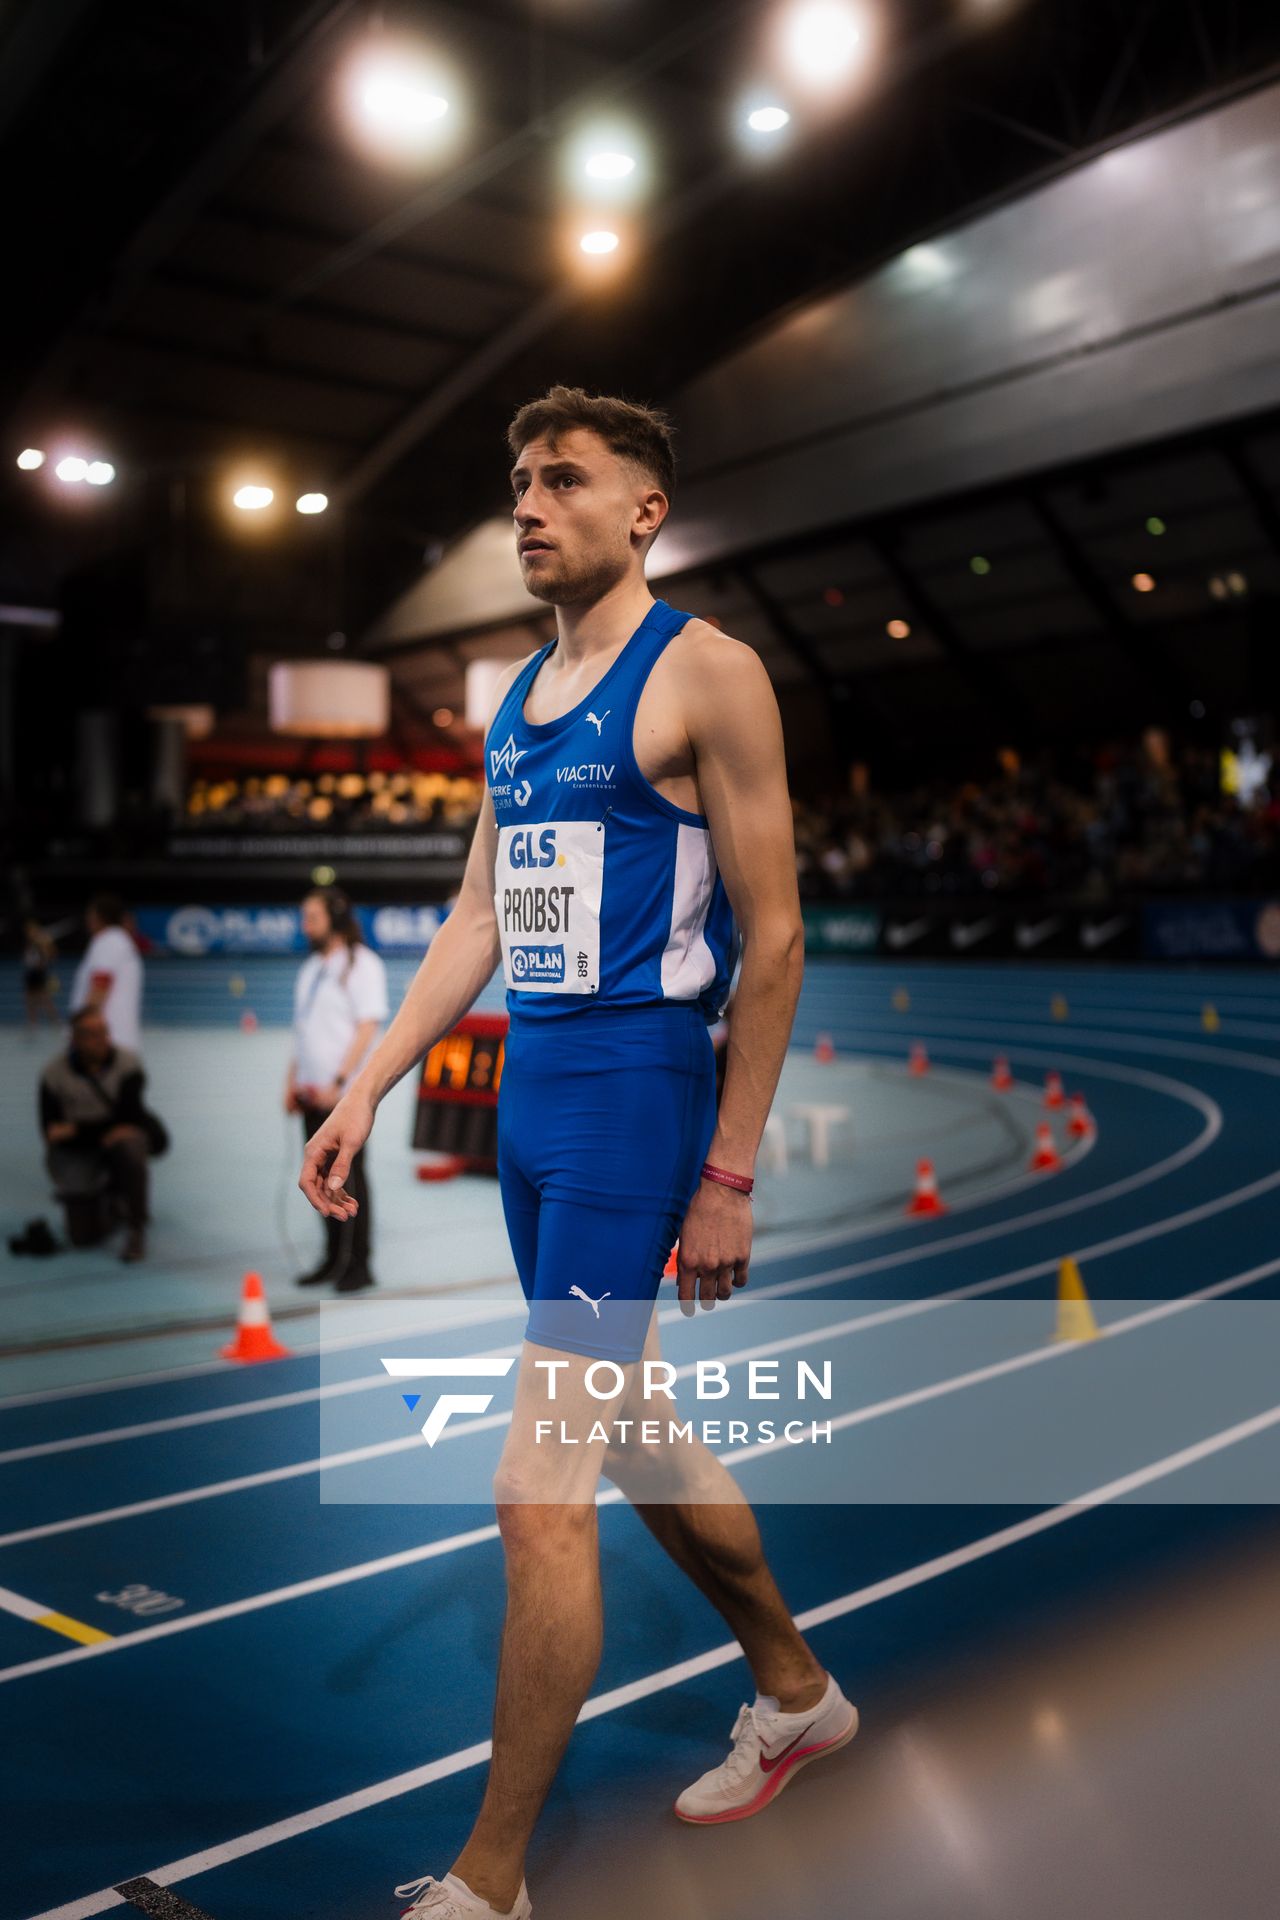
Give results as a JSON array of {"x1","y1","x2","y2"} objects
[{"x1": 300, "y1": 387, "x2": 856, "y2": 1917}]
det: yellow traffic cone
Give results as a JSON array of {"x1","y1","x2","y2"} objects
[
  {"x1": 1052, "y1": 1257, "x2": 1099, "y2": 1343},
  {"x1": 892, "y1": 987, "x2": 911, "y2": 1013},
  {"x1": 1051, "y1": 993, "x2": 1069, "y2": 1021},
  {"x1": 1202, "y1": 1003, "x2": 1220, "y2": 1033}
]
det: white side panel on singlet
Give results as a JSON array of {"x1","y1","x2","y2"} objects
[{"x1": 660, "y1": 823, "x2": 718, "y2": 999}]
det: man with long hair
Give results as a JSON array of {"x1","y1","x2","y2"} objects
[
  {"x1": 301, "y1": 389, "x2": 855, "y2": 1915},
  {"x1": 289, "y1": 885, "x2": 388, "y2": 1292}
]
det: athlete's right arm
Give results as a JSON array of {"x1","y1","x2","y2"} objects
[{"x1": 298, "y1": 662, "x2": 525, "y2": 1221}]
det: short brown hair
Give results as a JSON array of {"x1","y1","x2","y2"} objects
[{"x1": 506, "y1": 385, "x2": 676, "y2": 502}]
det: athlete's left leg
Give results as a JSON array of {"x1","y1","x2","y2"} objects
[{"x1": 602, "y1": 1312, "x2": 828, "y2": 1712}]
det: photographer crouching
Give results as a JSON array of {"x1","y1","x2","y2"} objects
[{"x1": 39, "y1": 1006, "x2": 168, "y2": 1261}]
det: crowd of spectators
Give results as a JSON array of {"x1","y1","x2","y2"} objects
[
  {"x1": 794, "y1": 735, "x2": 1280, "y2": 903},
  {"x1": 180, "y1": 769, "x2": 484, "y2": 835},
  {"x1": 175, "y1": 731, "x2": 1280, "y2": 904}
]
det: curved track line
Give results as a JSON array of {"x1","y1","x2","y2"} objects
[{"x1": 24, "y1": 1394, "x2": 1280, "y2": 1920}]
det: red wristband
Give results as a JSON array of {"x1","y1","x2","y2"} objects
[{"x1": 701, "y1": 1161, "x2": 754, "y2": 1195}]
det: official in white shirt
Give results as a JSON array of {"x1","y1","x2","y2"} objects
[
  {"x1": 287, "y1": 886, "x2": 388, "y2": 1291},
  {"x1": 69, "y1": 894, "x2": 144, "y2": 1052}
]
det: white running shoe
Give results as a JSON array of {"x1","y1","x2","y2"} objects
[
  {"x1": 674, "y1": 1671, "x2": 859, "y2": 1824},
  {"x1": 393, "y1": 1871, "x2": 532, "y2": 1918}
]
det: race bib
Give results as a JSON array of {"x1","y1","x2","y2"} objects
[{"x1": 495, "y1": 820, "x2": 605, "y2": 994}]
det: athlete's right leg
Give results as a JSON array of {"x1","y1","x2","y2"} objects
[
  {"x1": 601, "y1": 1315, "x2": 828, "y2": 1713},
  {"x1": 448, "y1": 1337, "x2": 624, "y2": 1913}
]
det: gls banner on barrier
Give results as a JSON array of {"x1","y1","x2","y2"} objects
[{"x1": 133, "y1": 903, "x2": 446, "y2": 955}]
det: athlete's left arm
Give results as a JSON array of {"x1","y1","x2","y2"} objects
[{"x1": 676, "y1": 629, "x2": 805, "y2": 1311}]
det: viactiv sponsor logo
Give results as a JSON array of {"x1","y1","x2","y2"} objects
[
  {"x1": 381, "y1": 1357, "x2": 517, "y2": 1445},
  {"x1": 556, "y1": 762, "x2": 615, "y2": 789}
]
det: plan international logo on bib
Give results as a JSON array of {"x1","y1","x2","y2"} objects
[{"x1": 510, "y1": 944, "x2": 566, "y2": 984}]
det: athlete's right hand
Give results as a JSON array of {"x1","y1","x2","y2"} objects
[{"x1": 298, "y1": 1093, "x2": 374, "y2": 1221}]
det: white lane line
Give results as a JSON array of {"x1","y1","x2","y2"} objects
[
  {"x1": 27, "y1": 1395, "x2": 1280, "y2": 1920},
  {"x1": 827, "y1": 989, "x2": 1280, "y2": 1033},
  {"x1": 0, "y1": 1025, "x2": 1232, "y2": 1415},
  {"x1": 5, "y1": 1248, "x2": 1277, "y2": 1677},
  {"x1": 0, "y1": 1078, "x2": 1245, "y2": 1538},
  {"x1": 0, "y1": 1303, "x2": 522, "y2": 1413},
  {"x1": 0, "y1": 1053, "x2": 1217, "y2": 1457},
  {"x1": 829, "y1": 1013, "x2": 1280, "y2": 1080}
]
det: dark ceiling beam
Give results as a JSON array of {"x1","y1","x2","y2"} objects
[
  {"x1": 1025, "y1": 489, "x2": 1192, "y2": 705},
  {"x1": 78, "y1": 392, "x2": 364, "y2": 460},
  {"x1": 88, "y1": 327, "x2": 414, "y2": 402},
  {"x1": 13, "y1": 0, "x2": 365, "y2": 420},
  {"x1": 730, "y1": 564, "x2": 871, "y2": 762},
  {"x1": 153, "y1": 262, "x2": 478, "y2": 352},
  {"x1": 952, "y1": 99, "x2": 1074, "y2": 160},
  {"x1": 860, "y1": 525, "x2": 1027, "y2": 728},
  {"x1": 1220, "y1": 441, "x2": 1280, "y2": 562},
  {"x1": 0, "y1": 0, "x2": 101, "y2": 139},
  {"x1": 215, "y1": 199, "x2": 543, "y2": 300}
]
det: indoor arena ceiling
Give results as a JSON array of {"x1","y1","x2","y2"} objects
[{"x1": 2, "y1": 0, "x2": 1280, "y2": 680}]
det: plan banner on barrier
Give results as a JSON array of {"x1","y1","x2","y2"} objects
[{"x1": 132, "y1": 902, "x2": 446, "y2": 955}]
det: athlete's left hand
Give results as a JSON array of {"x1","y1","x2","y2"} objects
[{"x1": 675, "y1": 1182, "x2": 751, "y2": 1314}]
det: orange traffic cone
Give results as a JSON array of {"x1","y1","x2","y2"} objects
[
  {"x1": 664, "y1": 1242, "x2": 679, "y2": 1277},
  {"x1": 221, "y1": 1272, "x2": 290, "y2": 1363},
  {"x1": 1066, "y1": 1093, "x2": 1095, "y2": 1138},
  {"x1": 1029, "y1": 1123, "x2": 1062, "y2": 1172},
  {"x1": 906, "y1": 1158, "x2": 946, "y2": 1216},
  {"x1": 239, "y1": 1010, "x2": 259, "y2": 1033},
  {"x1": 1043, "y1": 1071, "x2": 1064, "y2": 1109},
  {"x1": 908, "y1": 1042, "x2": 929, "y2": 1076},
  {"x1": 991, "y1": 1055, "x2": 1014, "y2": 1092},
  {"x1": 814, "y1": 1032, "x2": 836, "y2": 1064}
]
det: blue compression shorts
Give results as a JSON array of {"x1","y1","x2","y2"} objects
[{"x1": 497, "y1": 1002, "x2": 719, "y2": 1362}]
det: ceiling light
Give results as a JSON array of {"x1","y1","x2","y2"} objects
[
  {"x1": 347, "y1": 43, "x2": 453, "y2": 159},
  {"x1": 55, "y1": 456, "x2": 88, "y2": 483},
  {"x1": 17, "y1": 448, "x2": 45, "y2": 471},
  {"x1": 85, "y1": 461, "x2": 115, "y2": 486},
  {"x1": 747, "y1": 105, "x2": 790, "y2": 133},
  {"x1": 887, "y1": 619, "x2": 911, "y2": 639},
  {"x1": 585, "y1": 151, "x2": 635, "y2": 179},
  {"x1": 970, "y1": 555, "x2": 992, "y2": 576},
  {"x1": 780, "y1": 3, "x2": 869, "y2": 89},
  {"x1": 1132, "y1": 572, "x2": 1156, "y2": 593},
  {"x1": 1208, "y1": 576, "x2": 1228, "y2": 600},
  {"x1": 1145, "y1": 516, "x2": 1166, "y2": 536},
  {"x1": 580, "y1": 230, "x2": 619, "y2": 255},
  {"x1": 296, "y1": 492, "x2": 329, "y2": 515},
  {"x1": 233, "y1": 484, "x2": 274, "y2": 511},
  {"x1": 1227, "y1": 570, "x2": 1248, "y2": 595}
]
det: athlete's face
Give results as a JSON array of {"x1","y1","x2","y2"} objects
[{"x1": 511, "y1": 427, "x2": 666, "y2": 607}]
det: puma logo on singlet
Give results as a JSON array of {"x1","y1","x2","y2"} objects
[
  {"x1": 569, "y1": 1285, "x2": 612, "y2": 1318},
  {"x1": 584, "y1": 710, "x2": 610, "y2": 735}
]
